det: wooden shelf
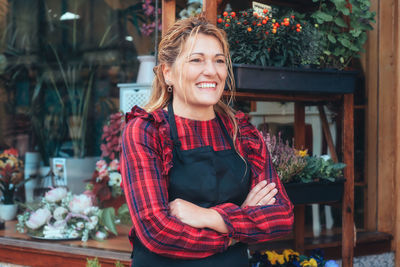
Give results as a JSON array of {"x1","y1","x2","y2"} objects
[{"x1": 0, "y1": 221, "x2": 131, "y2": 267}]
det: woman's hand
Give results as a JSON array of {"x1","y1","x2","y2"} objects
[
  {"x1": 169, "y1": 198, "x2": 228, "y2": 233},
  {"x1": 241, "y1": 180, "x2": 278, "y2": 208}
]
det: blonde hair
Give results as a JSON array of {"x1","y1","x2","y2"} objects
[{"x1": 144, "y1": 16, "x2": 239, "y2": 143}]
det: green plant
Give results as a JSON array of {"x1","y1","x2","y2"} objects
[
  {"x1": 295, "y1": 155, "x2": 346, "y2": 183},
  {"x1": 218, "y1": 8, "x2": 308, "y2": 67},
  {"x1": 311, "y1": 0, "x2": 376, "y2": 69}
]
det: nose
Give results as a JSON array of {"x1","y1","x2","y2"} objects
[{"x1": 202, "y1": 59, "x2": 217, "y2": 76}]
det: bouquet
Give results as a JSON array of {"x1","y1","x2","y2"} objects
[
  {"x1": 0, "y1": 148, "x2": 24, "y2": 204},
  {"x1": 16, "y1": 187, "x2": 117, "y2": 241},
  {"x1": 87, "y1": 159, "x2": 123, "y2": 208}
]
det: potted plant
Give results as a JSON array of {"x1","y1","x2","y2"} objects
[
  {"x1": 262, "y1": 132, "x2": 346, "y2": 205},
  {"x1": 217, "y1": 4, "x2": 374, "y2": 94},
  {"x1": 0, "y1": 148, "x2": 24, "y2": 220}
]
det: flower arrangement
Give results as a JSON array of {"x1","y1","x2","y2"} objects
[
  {"x1": 262, "y1": 132, "x2": 308, "y2": 183},
  {"x1": 0, "y1": 148, "x2": 24, "y2": 204},
  {"x1": 217, "y1": 8, "x2": 311, "y2": 67},
  {"x1": 100, "y1": 112, "x2": 125, "y2": 161},
  {"x1": 16, "y1": 187, "x2": 117, "y2": 241},
  {"x1": 262, "y1": 132, "x2": 346, "y2": 183},
  {"x1": 140, "y1": 0, "x2": 162, "y2": 37},
  {"x1": 87, "y1": 159, "x2": 122, "y2": 208},
  {"x1": 86, "y1": 112, "x2": 130, "y2": 225},
  {"x1": 249, "y1": 248, "x2": 339, "y2": 267}
]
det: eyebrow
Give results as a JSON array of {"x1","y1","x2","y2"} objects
[{"x1": 190, "y1": 52, "x2": 225, "y2": 57}]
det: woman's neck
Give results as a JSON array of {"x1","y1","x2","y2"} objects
[{"x1": 171, "y1": 102, "x2": 216, "y2": 121}]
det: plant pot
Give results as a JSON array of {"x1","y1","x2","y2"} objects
[
  {"x1": 283, "y1": 179, "x2": 345, "y2": 205},
  {"x1": 0, "y1": 203, "x2": 18, "y2": 221},
  {"x1": 136, "y1": 55, "x2": 156, "y2": 84},
  {"x1": 233, "y1": 64, "x2": 359, "y2": 94}
]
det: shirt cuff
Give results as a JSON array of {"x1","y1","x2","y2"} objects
[{"x1": 211, "y1": 204, "x2": 236, "y2": 239}]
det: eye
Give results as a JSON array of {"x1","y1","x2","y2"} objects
[
  {"x1": 189, "y1": 58, "x2": 202, "y2": 63},
  {"x1": 216, "y1": 58, "x2": 226, "y2": 64}
]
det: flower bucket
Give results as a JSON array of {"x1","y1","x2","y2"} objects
[
  {"x1": 0, "y1": 203, "x2": 18, "y2": 221},
  {"x1": 284, "y1": 179, "x2": 345, "y2": 205}
]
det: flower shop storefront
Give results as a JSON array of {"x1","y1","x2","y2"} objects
[{"x1": 1, "y1": 0, "x2": 400, "y2": 267}]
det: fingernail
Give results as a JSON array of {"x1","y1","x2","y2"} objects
[
  {"x1": 262, "y1": 180, "x2": 267, "y2": 185},
  {"x1": 271, "y1": 182, "x2": 276, "y2": 187}
]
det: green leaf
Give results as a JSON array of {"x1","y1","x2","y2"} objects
[
  {"x1": 313, "y1": 11, "x2": 333, "y2": 22},
  {"x1": 335, "y1": 17, "x2": 348, "y2": 28},
  {"x1": 100, "y1": 207, "x2": 118, "y2": 235},
  {"x1": 327, "y1": 34, "x2": 337, "y2": 43},
  {"x1": 338, "y1": 37, "x2": 352, "y2": 48}
]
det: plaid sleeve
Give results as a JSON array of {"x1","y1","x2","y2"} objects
[
  {"x1": 211, "y1": 121, "x2": 294, "y2": 244},
  {"x1": 120, "y1": 117, "x2": 230, "y2": 259}
]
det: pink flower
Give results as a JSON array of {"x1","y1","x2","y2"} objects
[
  {"x1": 108, "y1": 159, "x2": 119, "y2": 171},
  {"x1": 45, "y1": 187, "x2": 68, "y2": 203},
  {"x1": 26, "y1": 208, "x2": 51, "y2": 230},
  {"x1": 98, "y1": 168, "x2": 109, "y2": 179},
  {"x1": 96, "y1": 160, "x2": 107, "y2": 171},
  {"x1": 69, "y1": 194, "x2": 92, "y2": 214}
]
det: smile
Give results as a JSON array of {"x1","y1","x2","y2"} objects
[{"x1": 196, "y1": 82, "x2": 217, "y2": 89}]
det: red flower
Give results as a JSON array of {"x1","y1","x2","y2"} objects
[
  {"x1": 223, "y1": 11, "x2": 228, "y2": 17},
  {"x1": 3, "y1": 148, "x2": 18, "y2": 157},
  {"x1": 217, "y1": 18, "x2": 223, "y2": 23},
  {"x1": 230, "y1": 12, "x2": 236, "y2": 18}
]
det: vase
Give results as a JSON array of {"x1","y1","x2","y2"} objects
[
  {"x1": 0, "y1": 203, "x2": 18, "y2": 221},
  {"x1": 136, "y1": 55, "x2": 156, "y2": 84},
  {"x1": 24, "y1": 152, "x2": 41, "y2": 203}
]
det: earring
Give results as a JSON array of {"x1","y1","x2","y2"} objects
[{"x1": 167, "y1": 84, "x2": 173, "y2": 93}]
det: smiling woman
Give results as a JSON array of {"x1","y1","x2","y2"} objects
[{"x1": 120, "y1": 16, "x2": 294, "y2": 267}]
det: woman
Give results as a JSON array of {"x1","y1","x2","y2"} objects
[{"x1": 121, "y1": 16, "x2": 294, "y2": 266}]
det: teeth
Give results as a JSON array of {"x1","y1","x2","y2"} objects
[{"x1": 197, "y1": 83, "x2": 216, "y2": 88}]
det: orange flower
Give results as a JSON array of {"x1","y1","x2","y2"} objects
[
  {"x1": 262, "y1": 19, "x2": 267, "y2": 24},
  {"x1": 296, "y1": 23, "x2": 301, "y2": 28},
  {"x1": 247, "y1": 27, "x2": 252, "y2": 32},
  {"x1": 263, "y1": 9, "x2": 268, "y2": 14},
  {"x1": 253, "y1": 12, "x2": 258, "y2": 17},
  {"x1": 257, "y1": 23, "x2": 262, "y2": 26},
  {"x1": 272, "y1": 28, "x2": 277, "y2": 34},
  {"x1": 296, "y1": 28, "x2": 301, "y2": 32},
  {"x1": 217, "y1": 18, "x2": 223, "y2": 24},
  {"x1": 223, "y1": 11, "x2": 228, "y2": 17}
]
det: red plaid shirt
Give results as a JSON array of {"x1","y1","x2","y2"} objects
[{"x1": 120, "y1": 106, "x2": 294, "y2": 259}]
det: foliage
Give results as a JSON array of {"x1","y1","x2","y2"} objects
[
  {"x1": 0, "y1": 148, "x2": 24, "y2": 204},
  {"x1": 249, "y1": 248, "x2": 335, "y2": 267},
  {"x1": 218, "y1": 8, "x2": 312, "y2": 67},
  {"x1": 16, "y1": 187, "x2": 118, "y2": 241},
  {"x1": 295, "y1": 155, "x2": 346, "y2": 183},
  {"x1": 262, "y1": 132, "x2": 346, "y2": 183},
  {"x1": 310, "y1": 0, "x2": 376, "y2": 69},
  {"x1": 262, "y1": 132, "x2": 307, "y2": 183},
  {"x1": 86, "y1": 257, "x2": 125, "y2": 267}
]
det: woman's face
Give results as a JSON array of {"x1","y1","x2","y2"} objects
[{"x1": 164, "y1": 33, "x2": 228, "y2": 120}]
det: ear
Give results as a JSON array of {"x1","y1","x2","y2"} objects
[{"x1": 162, "y1": 64, "x2": 172, "y2": 84}]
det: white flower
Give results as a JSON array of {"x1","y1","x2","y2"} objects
[
  {"x1": 26, "y1": 208, "x2": 51, "y2": 230},
  {"x1": 53, "y1": 207, "x2": 68, "y2": 221},
  {"x1": 95, "y1": 231, "x2": 107, "y2": 240},
  {"x1": 43, "y1": 225, "x2": 66, "y2": 239},
  {"x1": 69, "y1": 194, "x2": 92, "y2": 214},
  {"x1": 76, "y1": 222, "x2": 84, "y2": 230},
  {"x1": 68, "y1": 230, "x2": 80, "y2": 239},
  {"x1": 108, "y1": 172, "x2": 122, "y2": 186},
  {"x1": 90, "y1": 216, "x2": 99, "y2": 226},
  {"x1": 45, "y1": 187, "x2": 68, "y2": 203},
  {"x1": 321, "y1": 154, "x2": 331, "y2": 161}
]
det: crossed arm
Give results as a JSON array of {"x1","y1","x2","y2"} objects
[{"x1": 121, "y1": 118, "x2": 294, "y2": 259}]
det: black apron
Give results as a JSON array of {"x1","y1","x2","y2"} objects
[{"x1": 132, "y1": 103, "x2": 251, "y2": 267}]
